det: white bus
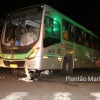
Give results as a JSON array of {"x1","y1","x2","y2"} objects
[{"x1": 0, "y1": 4, "x2": 100, "y2": 78}]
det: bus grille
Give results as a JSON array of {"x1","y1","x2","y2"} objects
[{"x1": 3, "y1": 61, "x2": 25, "y2": 67}]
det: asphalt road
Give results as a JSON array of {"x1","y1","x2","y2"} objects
[{"x1": 0, "y1": 68, "x2": 100, "y2": 100}]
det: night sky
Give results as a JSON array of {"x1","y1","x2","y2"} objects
[{"x1": 0, "y1": 0, "x2": 100, "y2": 37}]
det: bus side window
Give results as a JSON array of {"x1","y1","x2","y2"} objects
[
  {"x1": 62, "y1": 19, "x2": 74, "y2": 42},
  {"x1": 75, "y1": 27, "x2": 81, "y2": 44},
  {"x1": 63, "y1": 29, "x2": 69, "y2": 40},
  {"x1": 44, "y1": 16, "x2": 53, "y2": 37},
  {"x1": 95, "y1": 39, "x2": 100, "y2": 50},
  {"x1": 89, "y1": 36, "x2": 93, "y2": 48},
  {"x1": 94, "y1": 38, "x2": 97, "y2": 49},
  {"x1": 80, "y1": 31, "x2": 86, "y2": 45},
  {"x1": 62, "y1": 20, "x2": 69, "y2": 41},
  {"x1": 97, "y1": 40, "x2": 100, "y2": 50},
  {"x1": 43, "y1": 16, "x2": 60, "y2": 47},
  {"x1": 84, "y1": 40, "x2": 89, "y2": 47},
  {"x1": 69, "y1": 25, "x2": 74, "y2": 42},
  {"x1": 75, "y1": 27, "x2": 87, "y2": 46},
  {"x1": 84, "y1": 32, "x2": 89, "y2": 47}
]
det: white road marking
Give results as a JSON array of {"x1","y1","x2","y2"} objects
[
  {"x1": 2, "y1": 92, "x2": 29, "y2": 100},
  {"x1": 53, "y1": 92, "x2": 72, "y2": 100},
  {"x1": 91, "y1": 92, "x2": 100, "y2": 100}
]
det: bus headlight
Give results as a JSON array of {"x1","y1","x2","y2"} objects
[{"x1": 28, "y1": 48, "x2": 39, "y2": 59}]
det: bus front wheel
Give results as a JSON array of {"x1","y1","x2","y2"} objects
[{"x1": 61, "y1": 54, "x2": 73, "y2": 76}]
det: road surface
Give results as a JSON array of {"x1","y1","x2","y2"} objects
[{"x1": 0, "y1": 68, "x2": 100, "y2": 100}]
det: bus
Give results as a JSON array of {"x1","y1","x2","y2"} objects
[{"x1": 0, "y1": 4, "x2": 100, "y2": 78}]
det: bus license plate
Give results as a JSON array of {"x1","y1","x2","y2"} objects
[{"x1": 10, "y1": 64, "x2": 18, "y2": 68}]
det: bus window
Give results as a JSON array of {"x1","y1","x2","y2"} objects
[
  {"x1": 84, "y1": 32, "x2": 90, "y2": 47},
  {"x1": 44, "y1": 16, "x2": 53, "y2": 37},
  {"x1": 90, "y1": 36, "x2": 94, "y2": 48},
  {"x1": 75, "y1": 27, "x2": 86, "y2": 45},
  {"x1": 62, "y1": 20, "x2": 74, "y2": 42},
  {"x1": 53, "y1": 20, "x2": 60, "y2": 38},
  {"x1": 95, "y1": 38, "x2": 100, "y2": 50},
  {"x1": 97, "y1": 40, "x2": 100, "y2": 50},
  {"x1": 81, "y1": 31, "x2": 86, "y2": 45},
  {"x1": 69, "y1": 25, "x2": 74, "y2": 42},
  {"x1": 43, "y1": 16, "x2": 60, "y2": 47},
  {"x1": 4, "y1": 13, "x2": 41, "y2": 46},
  {"x1": 63, "y1": 30, "x2": 69, "y2": 40},
  {"x1": 5, "y1": 21, "x2": 16, "y2": 44},
  {"x1": 62, "y1": 20, "x2": 69, "y2": 40},
  {"x1": 75, "y1": 27, "x2": 82, "y2": 44}
]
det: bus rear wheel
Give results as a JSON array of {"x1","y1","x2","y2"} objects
[{"x1": 61, "y1": 54, "x2": 73, "y2": 76}]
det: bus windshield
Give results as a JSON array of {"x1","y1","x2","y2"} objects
[{"x1": 3, "y1": 6, "x2": 43, "y2": 47}]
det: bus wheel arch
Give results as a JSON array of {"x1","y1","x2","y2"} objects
[{"x1": 61, "y1": 54, "x2": 74, "y2": 75}]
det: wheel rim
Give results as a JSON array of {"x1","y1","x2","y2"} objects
[{"x1": 66, "y1": 63, "x2": 68, "y2": 71}]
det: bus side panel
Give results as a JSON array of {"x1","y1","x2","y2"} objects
[
  {"x1": 42, "y1": 57, "x2": 62, "y2": 70},
  {"x1": 42, "y1": 44, "x2": 62, "y2": 70},
  {"x1": 93, "y1": 49, "x2": 100, "y2": 67},
  {"x1": 74, "y1": 44, "x2": 93, "y2": 68}
]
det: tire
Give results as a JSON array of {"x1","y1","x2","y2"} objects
[{"x1": 61, "y1": 54, "x2": 73, "y2": 76}]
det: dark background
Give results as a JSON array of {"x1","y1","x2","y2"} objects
[{"x1": 0, "y1": 0, "x2": 100, "y2": 37}]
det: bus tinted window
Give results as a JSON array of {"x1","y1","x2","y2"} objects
[
  {"x1": 84, "y1": 32, "x2": 90, "y2": 47},
  {"x1": 75, "y1": 27, "x2": 82, "y2": 44},
  {"x1": 75, "y1": 27, "x2": 86, "y2": 45},
  {"x1": 44, "y1": 16, "x2": 53, "y2": 37},
  {"x1": 43, "y1": 16, "x2": 60, "y2": 47},
  {"x1": 62, "y1": 20, "x2": 74, "y2": 42},
  {"x1": 94, "y1": 38, "x2": 100, "y2": 50}
]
